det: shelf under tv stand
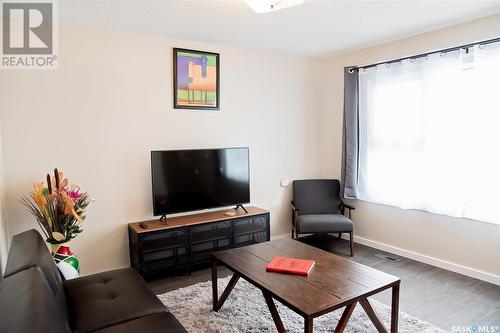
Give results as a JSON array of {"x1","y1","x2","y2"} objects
[{"x1": 128, "y1": 206, "x2": 270, "y2": 279}]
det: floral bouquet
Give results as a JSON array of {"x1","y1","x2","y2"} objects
[{"x1": 20, "y1": 168, "x2": 91, "y2": 245}]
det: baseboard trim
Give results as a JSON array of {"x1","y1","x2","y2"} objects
[
  {"x1": 341, "y1": 234, "x2": 500, "y2": 286},
  {"x1": 270, "y1": 233, "x2": 291, "y2": 241},
  {"x1": 270, "y1": 232, "x2": 500, "y2": 285}
]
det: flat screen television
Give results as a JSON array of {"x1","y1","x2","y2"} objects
[{"x1": 151, "y1": 148, "x2": 250, "y2": 216}]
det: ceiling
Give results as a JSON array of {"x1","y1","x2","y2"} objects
[{"x1": 59, "y1": 0, "x2": 500, "y2": 57}]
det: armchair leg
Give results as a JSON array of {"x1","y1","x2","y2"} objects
[
  {"x1": 338, "y1": 233, "x2": 342, "y2": 240},
  {"x1": 349, "y1": 231, "x2": 354, "y2": 257}
]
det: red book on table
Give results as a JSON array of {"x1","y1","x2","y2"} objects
[{"x1": 266, "y1": 256, "x2": 315, "y2": 276}]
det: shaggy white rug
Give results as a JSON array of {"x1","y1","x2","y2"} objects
[{"x1": 157, "y1": 276, "x2": 446, "y2": 333}]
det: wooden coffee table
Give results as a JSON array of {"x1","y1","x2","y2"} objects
[{"x1": 211, "y1": 238, "x2": 400, "y2": 333}]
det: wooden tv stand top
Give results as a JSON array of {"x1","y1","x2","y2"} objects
[{"x1": 129, "y1": 206, "x2": 269, "y2": 234}]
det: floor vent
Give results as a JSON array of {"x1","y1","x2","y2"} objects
[{"x1": 374, "y1": 253, "x2": 402, "y2": 262}]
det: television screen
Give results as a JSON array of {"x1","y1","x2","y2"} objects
[{"x1": 151, "y1": 148, "x2": 250, "y2": 216}]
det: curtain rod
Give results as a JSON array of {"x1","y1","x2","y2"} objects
[{"x1": 353, "y1": 37, "x2": 500, "y2": 71}]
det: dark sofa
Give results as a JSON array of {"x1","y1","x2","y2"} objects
[{"x1": 0, "y1": 229, "x2": 187, "y2": 333}]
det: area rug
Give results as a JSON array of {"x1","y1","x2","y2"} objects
[{"x1": 157, "y1": 276, "x2": 446, "y2": 333}]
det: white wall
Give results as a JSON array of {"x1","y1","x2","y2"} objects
[
  {"x1": 318, "y1": 14, "x2": 500, "y2": 281},
  {"x1": 0, "y1": 70, "x2": 9, "y2": 277},
  {"x1": 1, "y1": 26, "x2": 321, "y2": 275},
  {"x1": 2, "y1": 14, "x2": 498, "y2": 283}
]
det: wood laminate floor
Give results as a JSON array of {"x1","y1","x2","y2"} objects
[{"x1": 148, "y1": 235, "x2": 500, "y2": 331}]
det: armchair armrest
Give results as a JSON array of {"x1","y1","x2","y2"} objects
[
  {"x1": 290, "y1": 201, "x2": 301, "y2": 239},
  {"x1": 341, "y1": 201, "x2": 355, "y2": 218},
  {"x1": 291, "y1": 201, "x2": 299, "y2": 229},
  {"x1": 342, "y1": 202, "x2": 355, "y2": 210}
]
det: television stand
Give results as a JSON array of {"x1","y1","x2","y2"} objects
[
  {"x1": 234, "y1": 204, "x2": 248, "y2": 213},
  {"x1": 128, "y1": 206, "x2": 270, "y2": 279}
]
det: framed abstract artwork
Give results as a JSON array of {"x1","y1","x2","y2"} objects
[{"x1": 173, "y1": 48, "x2": 220, "y2": 110}]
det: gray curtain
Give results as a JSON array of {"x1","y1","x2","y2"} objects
[{"x1": 341, "y1": 67, "x2": 359, "y2": 199}]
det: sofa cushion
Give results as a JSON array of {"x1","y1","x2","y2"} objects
[
  {"x1": 64, "y1": 268, "x2": 166, "y2": 332},
  {"x1": 0, "y1": 267, "x2": 71, "y2": 333},
  {"x1": 92, "y1": 313, "x2": 187, "y2": 333},
  {"x1": 298, "y1": 214, "x2": 353, "y2": 233}
]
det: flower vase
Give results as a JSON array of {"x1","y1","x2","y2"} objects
[{"x1": 51, "y1": 243, "x2": 80, "y2": 280}]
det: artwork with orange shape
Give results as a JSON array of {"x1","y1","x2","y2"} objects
[{"x1": 174, "y1": 48, "x2": 219, "y2": 110}]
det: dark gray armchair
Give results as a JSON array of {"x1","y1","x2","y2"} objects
[{"x1": 291, "y1": 179, "x2": 355, "y2": 256}]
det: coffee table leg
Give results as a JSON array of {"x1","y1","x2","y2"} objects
[
  {"x1": 213, "y1": 273, "x2": 240, "y2": 311},
  {"x1": 334, "y1": 301, "x2": 357, "y2": 333},
  {"x1": 262, "y1": 290, "x2": 286, "y2": 333},
  {"x1": 212, "y1": 257, "x2": 240, "y2": 312},
  {"x1": 304, "y1": 316, "x2": 313, "y2": 333},
  {"x1": 360, "y1": 298, "x2": 388, "y2": 333},
  {"x1": 212, "y1": 258, "x2": 218, "y2": 311},
  {"x1": 391, "y1": 283, "x2": 400, "y2": 333}
]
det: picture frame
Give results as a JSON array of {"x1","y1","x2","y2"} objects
[{"x1": 173, "y1": 48, "x2": 220, "y2": 110}]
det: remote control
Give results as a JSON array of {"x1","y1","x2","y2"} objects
[{"x1": 139, "y1": 222, "x2": 148, "y2": 229}]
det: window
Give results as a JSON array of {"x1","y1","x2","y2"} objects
[{"x1": 357, "y1": 44, "x2": 500, "y2": 224}]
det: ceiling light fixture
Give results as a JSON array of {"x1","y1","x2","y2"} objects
[{"x1": 244, "y1": 0, "x2": 304, "y2": 14}]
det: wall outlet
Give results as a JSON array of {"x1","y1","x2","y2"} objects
[{"x1": 280, "y1": 179, "x2": 290, "y2": 187}]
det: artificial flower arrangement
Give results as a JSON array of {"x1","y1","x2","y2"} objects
[{"x1": 20, "y1": 168, "x2": 91, "y2": 244}]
